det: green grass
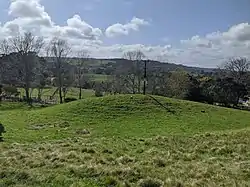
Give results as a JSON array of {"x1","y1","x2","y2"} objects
[
  {"x1": 1, "y1": 95, "x2": 250, "y2": 186},
  {"x1": 87, "y1": 73, "x2": 111, "y2": 82},
  {"x1": 18, "y1": 87, "x2": 95, "y2": 101}
]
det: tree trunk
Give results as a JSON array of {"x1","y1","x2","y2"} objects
[
  {"x1": 30, "y1": 88, "x2": 34, "y2": 98},
  {"x1": 0, "y1": 85, "x2": 2, "y2": 104},
  {"x1": 236, "y1": 94, "x2": 240, "y2": 106},
  {"x1": 23, "y1": 55, "x2": 31, "y2": 104},
  {"x1": 138, "y1": 77, "x2": 141, "y2": 94},
  {"x1": 59, "y1": 87, "x2": 63, "y2": 104},
  {"x1": 25, "y1": 86, "x2": 30, "y2": 104},
  {"x1": 37, "y1": 88, "x2": 42, "y2": 101},
  {"x1": 132, "y1": 81, "x2": 135, "y2": 94},
  {"x1": 57, "y1": 58, "x2": 63, "y2": 104},
  {"x1": 131, "y1": 76, "x2": 135, "y2": 94},
  {"x1": 63, "y1": 89, "x2": 66, "y2": 101},
  {"x1": 79, "y1": 87, "x2": 82, "y2": 99},
  {"x1": 143, "y1": 80, "x2": 146, "y2": 95}
]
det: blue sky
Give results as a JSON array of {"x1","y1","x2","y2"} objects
[
  {"x1": 0, "y1": 0, "x2": 250, "y2": 67},
  {"x1": 41, "y1": 0, "x2": 250, "y2": 45}
]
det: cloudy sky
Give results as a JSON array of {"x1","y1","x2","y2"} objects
[{"x1": 0, "y1": 0, "x2": 250, "y2": 68}]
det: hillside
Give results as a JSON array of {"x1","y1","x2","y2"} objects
[
  {"x1": 45, "y1": 57, "x2": 216, "y2": 77},
  {"x1": 109, "y1": 58, "x2": 215, "y2": 73},
  {"x1": 1, "y1": 95, "x2": 250, "y2": 186}
]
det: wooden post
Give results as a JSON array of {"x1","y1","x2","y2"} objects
[{"x1": 143, "y1": 60, "x2": 148, "y2": 95}]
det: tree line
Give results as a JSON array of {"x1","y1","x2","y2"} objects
[
  {"x1": 96, "y1": 57, "x2": 249, "y2": 108},
  {"x1": 0, "y1": 32, "x2": 90, "y2": 104},
  {"x1": 0, "y1": 32, "x2": 250, "y2": 108}
]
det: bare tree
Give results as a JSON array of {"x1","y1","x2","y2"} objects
[
  {"x1": 74, "y1": 50, "x2": 89, "y2": 99},
  {"x1": 104, "y1": 74, "x2": 126, "y2": 94},
  {"x1": 0, "y1": 32, "x2": 44, "y2": 104},
  {"x1": 167, "y1": 70, "x2": 191, "y2": 99},
  {"x1": 123, "y1": 50, "x2": 145, "y2": 94},
  {"x1": 62, "y1": 66, "x2": 75, "y2": 100},
  {"x1": 220, "y1": 57, "x2": 250, "y2": 84},
  {"x1": 1, "y1": 39, "x2": 14, "y2": 84},
  {"x1": 0, "y1": 39, "x2": 10, "y2": 54},
  {"x1": 47, "y1": 37, "x2": 71, "y2": 104},
  {"x1": 147, "y1": 71, "x2": 167, "y2": 95},
  {"x1": 32, "y1": 57, "x2": 50, "y2": 101}
]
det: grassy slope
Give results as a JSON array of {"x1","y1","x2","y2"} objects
[{"x1": 0, "y1": 95, "x2": 250, "y2": 186}]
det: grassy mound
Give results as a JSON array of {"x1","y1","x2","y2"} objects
[{"x1": 1, "y1": 94, "x2": 250, "y2": 142}]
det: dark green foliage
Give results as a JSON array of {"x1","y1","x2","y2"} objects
[
  {"x1": 103, "y1": 176, "x2": 118, "y2": 186},
  {"x1": 64, "y1": 97, "x2": 77, "y2": 103},
  {"x1": 2, "y1": 86, "x2": 19, "y2": 96},
  {"x1": 184, "y1": 75, "x2": 203, "y2": 102},
  {"x1": 212, "y1": 77, "x2": 247, "y2": 106},
  {"x1": 185, "y1": 75, "x2": 248, "y2": 107},
  {"x1": 94, "y1": 89, "x2": 103, "y2": 97},
  {"x1": 199, "y1": 77, "x2": 215, "y2": 104},
  {"x1": 0, "y1": 123, "x2": 6, "y2": 142},
  {"x1": 0, "y1": 85, "x2": 2, "y2": 102}
]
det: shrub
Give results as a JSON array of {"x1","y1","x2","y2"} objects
[
  {"x1": 0, "y1": 123, "x2": 6, "y2": 142},
  {"x1": 64, "y1": 97, "x2": 77, "y2": 103},
  {"x1": 94, "y1": 89, "x2": 103, "y2": 97},
  {"x1": 3, "y1": 86, "x2": 19, "y2": 96}
]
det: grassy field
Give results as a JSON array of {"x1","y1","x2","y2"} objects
[
  {"x1": 0, "y1": 95, "x2": 250, "y2": 186},
  {"x1": 87, "y1": 74, "x2": 111, "y2": 82}
]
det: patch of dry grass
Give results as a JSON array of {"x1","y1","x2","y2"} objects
[{"x1": 1, "y1": 130, "x2": 250, "y2": 186}]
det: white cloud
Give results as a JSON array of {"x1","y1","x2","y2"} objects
[
  {"x1": 9, "y1": 0, "x2": 46, "y2": 18},
  {"x1": 178, "y1": 23, "x2": 250, "y2": 67},
  {"x1": 89, "y1": 22, "x2": 250, "y2": 68},
  {"x1": 105, "y1": 17, "x2": 149, "y2": 38},
  {"x1": 65, "y1": 15, "x2": 102, "y2": 40},
  {"x1": 0, "y1": 0, "x2": 250, "y2": 68},
  {"x1": 8, "y1": 0, "x2": 52, "y2": 27},
  {"x1": 0, "y1": 0, "x2": 102, "y2": 45}
]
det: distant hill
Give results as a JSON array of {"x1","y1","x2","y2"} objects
[
  {"x1": 45, "y1": 57, "x2": 216, "y2": 76},
  {"x1": 106, "y1": 58, "x2": 215, "y2": 73}
]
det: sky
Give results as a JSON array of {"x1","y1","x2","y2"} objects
[{"x1": 0, "y1": 0, "x2": 250, "y2": 68}]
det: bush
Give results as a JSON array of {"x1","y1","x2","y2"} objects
[
  {"x1": 3, "y1": 86, "x2": 19, "y2": 96},
  {"x1": 94, "y1": 90, "x2": 103, "y2": 97},
  {"x1": 64, "y1": 97, "x2": 77, "y2": 103},
  {"x1": 0, "y1": 123, "x2": 6, "y2": 142}
]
